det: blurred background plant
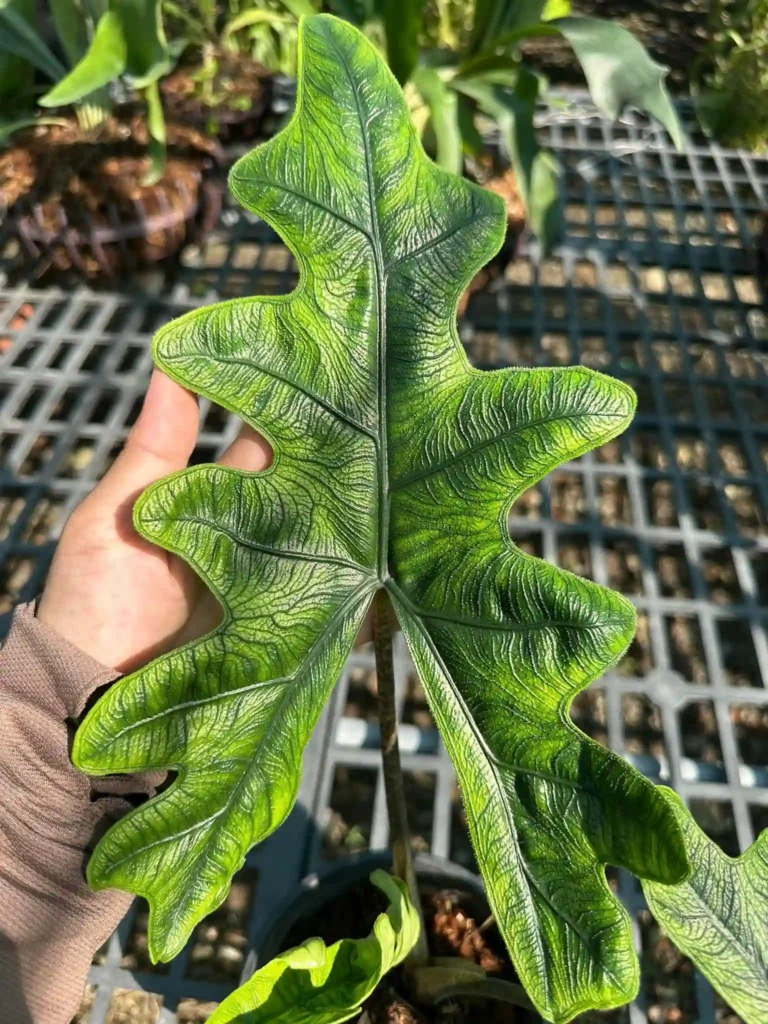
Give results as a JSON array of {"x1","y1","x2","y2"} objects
[
  {"x1": 0, "y1": 0, "x2": 176, "y2": 180},
  {"x1": 695, "y1": 0, "x2": 768, "y2": 152},
  {"x1": 0, "y1": 0, "x2": 692, "y2": 278},
  {"x1": 156, "y1": 0, "x2": 312, "y2": 137},
  {"x1": 213, "y1": 0, "x2": 684, "y2": 252}
]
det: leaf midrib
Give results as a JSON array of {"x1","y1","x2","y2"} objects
[
  {"x1": 659, "y1": 869, "x2": 766, "y2": 976},
  {"x1": 328, "y1": 33, "x2": 389, "y2": 582}
]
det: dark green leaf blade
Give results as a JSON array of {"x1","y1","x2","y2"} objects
[
  {"x1": 49, "y1": 0, "x2": 91, "y2": 66},
  {"x1": 375, "y1": 0, "x2": 425, "y2": 85},
  {"x1": 208, "y1": 870, "x2": 420, "y2": 1024},
  {"x1": 74, "y1": 16, "x2": 689, "y2": 1019},
  {"x1": 644, "y1": 790, "x2": 768, "y2": 1024},
  {"x1": 551, "y1": 16, "x2": 683, "y2": 150},
  {"x1": 113, "y1": 0, "x2": 173, "y2": 86}
]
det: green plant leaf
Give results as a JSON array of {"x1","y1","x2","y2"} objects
[
  {"x1": 0, "y1": 0, "x2": 36, "y2": 105},
  {"x1": 413, "y1": 66, "x2": 462, "y2": 174},
  {"x1": 550, "y1": 16, "x2": 684, "y2": 150},
  {"x1": 207, "y1": 870, "x2": 420, "y2": 1024},
  {"x1": 0, "y1": 116, "x2": 68, "y2": 144},
  {"x1": 74, "y1": 14, "x2": 689, "y2": 1020},
  {"x1": 456, "y1": 71, "x2": 561, "y2": 250},
  {"x1": 113, "y1": 0, "x2": 173, "y2": 86},
  {"x1": 142, "y1": 79, "x2": 166, "y2": 185},
  {"x1": 644, "y1": 790, "x2": 768, "y2": 1024},
  {"x1": 0, "y1": 0, "x2": 67, "y2": 81},
  {"x1": 469, "y1": 0, "x2": 570, "y2": 55},
  {"x1": 39, "y1": 9, "x2": 126, "y2": 107},
  {"x1": 223, "y1": 8, "x2": 294, "y2": 41},
  {"x1": 276, "y1": 0, "x2": 319, "y2": 18},
  {"x1": 50, "y1": 0, "x2": 91, "y2": 66}
]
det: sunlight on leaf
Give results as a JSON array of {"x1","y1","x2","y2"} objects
[
  {"x1": 40, "y1": 11, "x2": 126, "y2": 107},
  {"x1": 74, "y1": 15, "x2": 688, "y2": 1021}
]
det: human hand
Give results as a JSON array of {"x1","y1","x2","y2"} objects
[
  {"x1": 38, "y1": 369, "x2": 273, "y2": 673},
  {"x1": 0, "y1": 372, "x2": 277, "y2": 1023}
]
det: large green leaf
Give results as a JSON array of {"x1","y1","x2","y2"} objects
[
  {"x1": 550, "y1": 16, "x2": 683, "y2": 150},
  {"x1": 208, "y1": 870, "x2": 420, "y2": 1024},
  {"x1": 644, "y1": 790, "x2": 768, "y2": 1024},
  {"x1": 39, "y1": 10, "x2": 126, "y2": 107},
  {"x1": 74, "y1": 14, "x2": 688, "y2": 1021}
]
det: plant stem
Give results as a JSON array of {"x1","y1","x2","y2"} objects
[
  {"x1": 372, "y1": 587, "x2": 429, "y2": 966},
  {"x1": 75, "y1": 97, "x2": 110, "y2": 133}
]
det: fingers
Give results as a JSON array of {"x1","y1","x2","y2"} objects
[
  {"x1": 217, "y1": 422, "x2": 273, "y2": 472},
  {"x1": 95, "y1": 370, "x2": 200, "y2": 508}
]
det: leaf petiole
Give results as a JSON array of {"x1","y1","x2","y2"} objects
[{"x1": 372, "y1": 587, "x2": 429, "y2": 967}]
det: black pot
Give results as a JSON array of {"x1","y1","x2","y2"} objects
[{"x1": 242, "y1": 852, "x2": 485, "y2": 983}]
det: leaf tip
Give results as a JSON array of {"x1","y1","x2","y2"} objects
[
  {"x1": 611, "y1": 374, "x2": 638, "y2": 425},
  {"x1": 544, "y1": 967, "x2": 640, "y2": 1024},
  {"x1": 647, "y1": 785, "x2": 694, "y2": 886}
]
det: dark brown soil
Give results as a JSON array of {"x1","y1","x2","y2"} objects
[
  {"x1": 0, "y1": 115, "x2": 222, "y2": 278},
  {"x1": 280, "y1": 875, "x2": 534, "y2": 1024}
]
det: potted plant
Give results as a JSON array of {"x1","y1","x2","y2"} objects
[
  {"x1": 72, "y1": 14, "x2": 767, "y2": 1024},
  {"x1": 0, "y1": 0, "x2": 222, "y2": 277},
  {"x1": 160, "y1": 0, "x2": 283, "y2": 142}
]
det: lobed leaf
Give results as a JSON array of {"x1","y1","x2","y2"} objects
[
  {"x1": 644, "y1": 790, "x2": 768, "y2": 1024},
  {"x1": 207, "y1": 870, "x2": 420, "y2": 1024},
  {"x1": 74, "y1": 15, "x2": 688, "y2": 1021}
]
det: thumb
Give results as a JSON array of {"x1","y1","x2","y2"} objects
[{"x1": 93, "y1": 370, "x2": 200, "y2": 510}]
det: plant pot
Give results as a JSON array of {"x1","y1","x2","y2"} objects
[
  {"x1": 242, "y1": 853, "x2": 533, "y2": 1023},
  {"x1": 0, "y1": 115, "x2": 224, "y2": 281},
  {"x1": 161, "y1": 55, "x2": 274, "y2": 144}
]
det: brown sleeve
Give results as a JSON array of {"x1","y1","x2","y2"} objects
[{"x1": 0, "y1": 601, "x2": 133, "y2": 1024}]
